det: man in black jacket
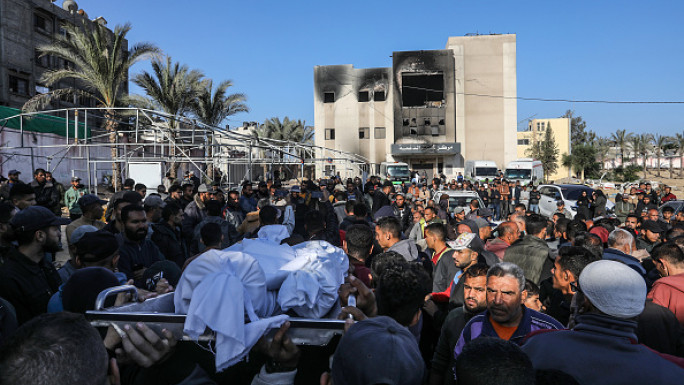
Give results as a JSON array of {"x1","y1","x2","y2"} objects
[
  {"x1": 0, "y1": 206, "x2": 68, "y2": 325},
  {"x1": 30, "y1": 169, "x2": 60, "y2": 216},
  {"x1": 151, "y1": 202, "x2": 189, "y2": 268}
]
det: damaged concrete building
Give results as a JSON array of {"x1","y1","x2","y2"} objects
[{"x1": 313, "y1": 34, "x2": 517, "y2": 180}]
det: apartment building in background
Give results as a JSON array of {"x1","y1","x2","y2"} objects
[{"x1": 313, "y1": 33, "x2": 517, "y2": 180}]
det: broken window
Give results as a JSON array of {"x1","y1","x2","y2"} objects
[
  {"x1": 325, "y1": 128, "x2": 335, "y2": 140},
  {"x1": 374, "y1": 127, "x2": 386, "y2": 139},
  {"x1": 9, "y1": 76, "x2": 29, "y2": 95},
  {"x1": 324, "y1": 92, "x2": 335, "y2": 103},
  {"x1": 424, "y1": 118, "x2": 431, "y2": 126},
  {"x1": 358, "y1": 91, "x2": 369, "y2": 102},
  {"x1": 401, "y1": 73, "x2": 444, "y2": 107},
  {"x1": 374, "y1": 91, "x2": 386, "y2": 102},
  {"x1": 403, "y1": 119, "x2": 409, "y2": 126},
  {"x1": 35, "y1": 49, "x2": 50, "y2": 68},
  {"x1": 34, "y1": 14, "x2": 48, "y2": 32},
  {"x1": 359, "y1": 127, "x2": 369, "y2": 139}
]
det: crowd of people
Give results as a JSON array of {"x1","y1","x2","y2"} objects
[{"x1": 0, "y1": 168, "x2": 684, "y2": 384}]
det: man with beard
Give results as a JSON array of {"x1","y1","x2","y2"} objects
[
  {"x1": 0, "y1": 169, "x2": 23, "y2": 202},
  {"x1": 0, "y1": 206, "x2": 69, "y2": 324},
  {"x1": 116, "y1": 205, "x2": 164, "y2": 285},
  {"x1": 30, "y1": 168, "x2": 61, "y2": 216},
  {"x1": 151, "y1": 202, "x2": 189, "y2": 268},
  {"x1": 239, "y1": 181, "x2": 258, "y2": 214},
  {"x1": 224, "y1": 189, "x2": 245, "y2": 231},
  {"x1": 430, "y1": 263, "x2": 489, "y2": 385},
  {"x1": 453, "y1": 262, "x2": 563, "y2": 361},
  {"x1": 393, "y1": 192, "x2": 412, "y2": 232}
]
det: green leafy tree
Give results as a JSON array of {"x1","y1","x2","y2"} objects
[
  {"x1": 23, "y1": 21, "x2": 159, "y2": 190},
  {"x1": 133, "y1": 56, "x2": 204, "y2": 177},
  {"x1": 610, "y1": 129, "x2": 634, "y2": 167},
  {"x1": 562, "y1": 144, "x2": 599, "y2": 180},
  {"x1": 526, "y1": 122, "x2": 559, "y2": 181},
  {"x1": 595, "y1": 137, "x2": 611, "y2": 170},
  {"x1": 562, "y1": 110, "x2": 589, "y2": 147},
  {"x1": 192, "y1": 79, "x2": 249, "y2": 179}
]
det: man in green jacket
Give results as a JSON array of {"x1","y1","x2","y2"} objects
[
  {"x1": 503, "y1": 214, "x2": 552, "y2": 285},
  {"x1": 63, "y1": 177, "x2": 88, "y2": 220},
  {"x1": 614, "y1": 194, "x2": 635, "y2": 224}
]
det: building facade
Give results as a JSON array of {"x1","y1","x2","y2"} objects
[
  {"x1": 314, "y1": 34, "x2": 517, "y2": 180},
  {"x1": 517, "y1": 117, "x2": 572, "y2": 182}
]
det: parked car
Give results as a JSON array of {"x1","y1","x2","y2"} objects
[
  {"x1": 537, "y1": 184, "x2": 615, "y2": 219},
  {"x1": 659, "y1": 200, "x2": 684, "y2": 217},
  {"x1": 432, "y1": 190, "x2": 485, "y2": 216}
]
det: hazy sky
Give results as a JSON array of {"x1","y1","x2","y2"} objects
[{"x1": 73, "y1": 0, "x2": 684, "y2": 137}]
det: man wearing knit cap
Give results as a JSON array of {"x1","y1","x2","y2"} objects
[
  {"x1": 523, "y1": 260, "x2": 684, "y2": 384},
  {"x1": 321, "y1": 316, "x2": 424, "y2": 385}
]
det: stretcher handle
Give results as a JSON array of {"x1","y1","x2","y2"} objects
[{"x1": 95, "y1": 285, "x2": 139, "y2": 310}]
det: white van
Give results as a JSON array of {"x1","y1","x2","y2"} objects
[
  {"x1": 464, "y1": 160, "x2": 498, "y2": 182},
  {"x1": 379, "y1": 162, "x2": 410, "y2": 185},
  {"x1": 504, "y1": 159, "x2": 544, "y2": 185}
]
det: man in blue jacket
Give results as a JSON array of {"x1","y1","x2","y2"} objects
[
  {"x1": 522, "y1": 260, "x2": 684, "y2": 384},
  {"x1": 453, "y1": 262, "x2": 563, "y2": 361}
]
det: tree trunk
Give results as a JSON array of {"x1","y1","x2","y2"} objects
[
  {"x1": 657, "y1": 155, "x2": 661, "y2": 177},
  {"x1": 105, "y1": 110, "x2": 122, "y2": 191}
]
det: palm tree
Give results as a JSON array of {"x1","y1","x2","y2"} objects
[
  {"x1": 653, "y1": 134, "x2": 673, "y2": 178},
  {"x1": 595, "y1": 137, "x2": 611, "y2": 170},
  {"x1": 639, "y1": 133, "x2": 654, "y2": 178},
  {"x1": 629, "y1": 135, "x2": 641, "y2": 166},
  {"x1": 134, "y1": 56, "x2": 204, "y2": 177},
  {"x1": 192, "y1": 79, "x2": 249, "y2": 179},
  {"x1": 23, "y1": 21, "x2": 159, "y2": 190},
  {"x1": 252, "y1": 117, "x2": 314, "y2": 144},
  {"x1": 610, "y1": 129, "x2": 633, "y2": 167},
  {"x1": 676, "y1": 133, "x2": 684, "y2": 177}
]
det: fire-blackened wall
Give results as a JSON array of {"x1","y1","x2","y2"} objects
[
  {"x1": 392, "y1": 50, "x2": 456, "y2": 144},
  {"x1": 313, "y1": 64, "x2": 393, "y2": 177}
]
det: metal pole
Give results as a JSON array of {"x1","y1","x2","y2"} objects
[
  {"x1": 20, "y1": 115, "x2": 23, "y2": 147},
  {"x1": 93, "y1": 159, "x2": 98, "y2": 195},
  {"x1": 30, "y1": 147, "x2": 35, "y2": 171},
  {"x1": 86, "y1": 145, "x2": 92, "y2": 193},
  {"x1": 65, "y1": 109, "x2": 69, "y2": 145},
  {"x1": 135, "y1": 109, "x2": 139, "y2": 142}
]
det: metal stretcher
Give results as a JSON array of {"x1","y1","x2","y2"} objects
[{"x1": 85, "y1": 285, "x2": 347, "y2": 346}]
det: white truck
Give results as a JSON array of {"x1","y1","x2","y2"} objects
[
  {"x1": 504, "y1": 158, "x2": 544, "y2": 186},
  {"x1": 379, "y1": 162, "x2": 411, "y2": 185},
  {"x1": 464, "y1": 160, "x2": 498, "y2": 182}
]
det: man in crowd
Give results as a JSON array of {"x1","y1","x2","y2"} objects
[
  {"x1": 63, "y1": 176, "x2": 88, "y2": 220},
  {"x1": 523, "y1": 260, "x2": 684, "y2": 384},
  {"x1": 65, "y1": 194, "x2": 106, "y2": 245},
  {"x1": 343, "y1": 224, "x2": 374, "y2": 287},
  {"x1": 430, "y1": 263, "x2": 489, "y2": 385},
  {"x1": 504, "y1": 214, "x2": 553, "y2": 285},
  {"x1": 547, "y1": 246, "x2": 600, "y2": 325},
  {"x1": 0, "y1": 206, "x2": 68, "y2": 324},
  {"x1": 151, "y1": 202, "x2": 188, "y2": 268},
  {"x1": 615, "y1": 194, "x2": 635, "y2": 223},
  {"x1": 8, "y1": 183, "x2": 36, "y2": 214},
  {"x1": 375, "y1": 216, "x2": 418, "y2": 261},
  {"x1": 182, "y1": 183, "x2": 213, "y2": 243},
  {"x1": 453, "y1": 262, "x2": 563, "y2": 360},
  {"x1": 485, "y1": 221, "x2": 519, "y2": 261},
  {"x1": 143, "y1": 194, "x2": 166, "y2": 225},
  {"x1": 603, "y1": 228, "x2": 647, "y2": 278},
  {"x1": 427, "y1": 223, "x2": 457, "y2": 292},
  {"x1": 0, "y1": 170, "x2": 22, "y2": 202},
  {"x1": 554, "y1": 200, "x2": 572, "y2": 219},
  {"x1": 116, "y1": 205, "x2": 164, "y2": 284},
  {"x1": 102, "y1": 191, "x2": 141, "y2": 235},
  {"x1": 239, "y1": 181, "x2": 258, "y2": 213},
  {"x1": 649, "y1": 242, "x2": 684, "y2": 326},
  {"x1": 30, "y1": 168, "x2": 61, "y2": 216},
  {"x1": 637, "y1": 220, "x2": 663, "y2": 253}
]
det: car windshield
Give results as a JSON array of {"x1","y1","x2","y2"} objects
[
  {"x1": 475, "y1": 167, "x2": 498, "y2": 177},
  {"x1": 560, "y1": 187, "x2": 593, "y2": 201},
  {"x1": 387, "y1": 166, "x2": 410, "y2": 177},
  {"x1": 505, "y1": 169, "x2": 531, "y2": 179}
]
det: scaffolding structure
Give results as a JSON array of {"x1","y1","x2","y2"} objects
[{"x1": 0, "y1": 107, "x2": 369, "y2": 192}]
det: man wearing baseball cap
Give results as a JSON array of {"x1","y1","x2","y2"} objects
[
  {"x1": 63, "y1": 176, "x2": 88, "y2": 220},
  {"x1": 0, "y1": 206, "x2": 69, "y2": 324},
  {"x1": 637, "y1": 220, "x2": 664, "y2": 253},
  {"x1": 523, "y1": 260, "x2": 684, "y2": 384}
]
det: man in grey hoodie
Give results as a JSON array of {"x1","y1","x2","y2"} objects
[{"x1": 375, "y1": 216, "x2": 418, "y2": 261}]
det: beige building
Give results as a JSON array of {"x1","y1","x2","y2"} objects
[
  {"x1": 517, "y1": 118, "x2": 572, "y2": 182},
  {"x1": 313, "y1": 34, "x2": 517, "y2": 180}
]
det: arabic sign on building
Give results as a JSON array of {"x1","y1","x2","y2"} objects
[{"x1": 391, "y1": 142, "x2": 460, "y2": 155}]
